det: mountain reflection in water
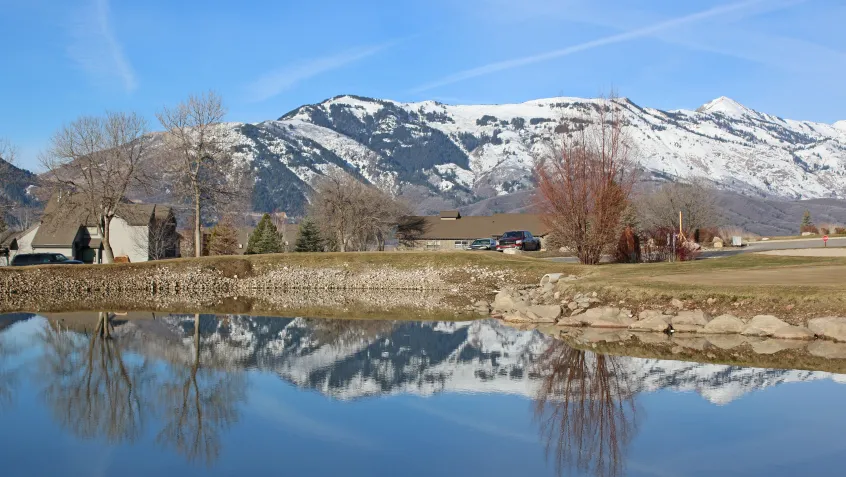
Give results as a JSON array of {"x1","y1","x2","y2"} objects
[{"x1": 1, "y1": 312, "x2": 846, "y2": 477}]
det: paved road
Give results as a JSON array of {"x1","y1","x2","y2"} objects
[
  {"x1": 702, "y1": 236, "x2": 846, "y2": 258},
  {"x1": 543, "y1": 236, "x2": 846, "y2": 263}
]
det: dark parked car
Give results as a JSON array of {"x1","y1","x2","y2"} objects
[
  {"x1": 468, "y1": 238, "x2": 497, "y2": 250},
  {"x1": 496, "y1": 231, "x2": 541, "y2": 251},
  {"x1": 11, "y1": 253, "x2": 83, "y2": 266}
]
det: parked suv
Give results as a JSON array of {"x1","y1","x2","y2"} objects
[
  {"x1": 496, "y1": 231, "x2": 541, "y2": 251},
  {"x1": 11, "y1": 253, "x2": 83, "y2": 266}
]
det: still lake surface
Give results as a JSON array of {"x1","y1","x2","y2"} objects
[{"x1": 1, "y1": 312, "x2": 845, "y2": 477}]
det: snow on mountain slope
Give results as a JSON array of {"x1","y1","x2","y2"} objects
[
  {"x1": 226, "y1": 94, "x2": 846, "y2": 215},
  {"x1": 108, "y1": 315, "x2": 846, "y2": 405}
]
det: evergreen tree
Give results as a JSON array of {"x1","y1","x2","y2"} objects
[
  {"x1": 246, "y1": 213, "x2": 282, "y2": 254},
  {"x1": 207, "y1": 218, "x2": 239, "y2": 256},
  {"x1": 295, "y1": 219, "x2": 324, "y2": 252},
  {"x1": 245, "y1": 215, "x2": 267, "y2": 254},
  {"x1": 800, "y1": 210, "x2": 817, "y2": 234}
]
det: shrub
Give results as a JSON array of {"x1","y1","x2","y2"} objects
[
  {"x1": 836, "y1": 227, "x2": 846, "y2": 235},
  {"x1": 694, "y1": 227, "x2": 719, "y2": 244},
  {"x1": 820, "y1": 227, "x2": 830, "y2": 235},
  {"x1": 640, "y1": 227, "x2": 698, "y2": 262},
  {"x1": 615, "y1": 226, "x2": 641, "y2": 263}
]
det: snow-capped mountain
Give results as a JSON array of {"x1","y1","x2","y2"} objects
[
  {"x1": 225, "y1": 94, "x2": 846, "y2": 215},
  {"x1": 109, "y1": 315, "x2": 846, "y2": 405}
]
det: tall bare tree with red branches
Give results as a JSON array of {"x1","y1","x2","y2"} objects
[{"x1": 534, "y1": 95, "x2": 638, "y2": 264}]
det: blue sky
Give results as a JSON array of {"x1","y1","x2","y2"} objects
[{"x1": 2, "y1": 0, "x2": 844, "y2": 170}]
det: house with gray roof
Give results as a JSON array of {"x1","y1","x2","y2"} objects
[
  {"x1": 402, "y1": 211, "x2": 551, "y2": 250},
  {"x1": 14, "y1": 192, "x2": 178, "y2": 263}
]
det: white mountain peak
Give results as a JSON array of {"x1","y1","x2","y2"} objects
[
  {"x1": 834, "y1": 120, "x2": 846, "y2": 132},
  {"x1": 697, "y1": 96, "x2": 753, "y2": 117}
]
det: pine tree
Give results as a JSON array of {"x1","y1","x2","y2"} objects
[
  {"x1": 245, "y1": 215, "x2": 267, "y2": 254},
  {"x1": 800, "y1": 210, "x2": 817, "y2": 234},
  {"x1": 246, "y1": 213, "x2": 282, "y2": 254},
  {"x1": 295, "y1": 219, "x2": 324, "y2": 252},
  {"x1": 207, "y1": 218, "x2": 239, "y2": 256}
]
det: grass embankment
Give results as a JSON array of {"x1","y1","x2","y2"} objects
[
  {"x1": 568, "y1": 254, "x2": 846, "y2": 319},
  {"x1": 4, "y1": 251, "x2": 845, "y2": 319}
]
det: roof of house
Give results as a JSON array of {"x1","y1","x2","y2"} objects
[
  {"x1": 32, "y1": 192, "x2": 175, "y2": 248},
  {"x1": 413, "y1": 213, "x2": 550, "y2": 240},
  {"x1": 0, "y1": 230, "x2": 16, "y2": 251}
]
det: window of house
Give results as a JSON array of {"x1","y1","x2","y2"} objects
[
  {"x1": 425, "y1": 241, "x2": 440, "y2": 250},
  {"x1": 454, "y1": 240, "x2": 470, "y2": 249}
]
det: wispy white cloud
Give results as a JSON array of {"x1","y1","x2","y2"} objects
[
  {"x1": 248, "y1": 392, "x2": 380, "y2": 450},
  {"x1": 556, "y1": 0, "x2": 838, "y2": 75},
  {"x1": 410, "y1": 0, "x2": 781, "y2": 93},
  {"x1": 67, "y1": 0, "x2": 137, "y2": 93},
  {"x1": 246, "y1": 44, "x2": 390, "y2": 102}
]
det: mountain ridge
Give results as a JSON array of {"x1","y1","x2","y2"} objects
[{"x1": 228, "y1": 93, "x2": 846, "y2": 215}]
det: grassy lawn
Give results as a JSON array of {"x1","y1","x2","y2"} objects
[{"x1": 565, "y1": 254, "x2": 846, "y2": 319}]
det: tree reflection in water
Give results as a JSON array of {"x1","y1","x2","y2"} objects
[
  {"x1": 37, "y1": 312, "x2": 246, "y2": 466},
  {"x1": 533, "y1": 341, "x2": 640, "y2": 477},
  {"x1": 156, "y1": 314, "x2": 246, "y2": 465},
  {"x1": 0, "y1": 332, "x2": 19, "y2": 411},
  {"x1": 38, "y1": 312, "x2": 151, "y2": 443}
]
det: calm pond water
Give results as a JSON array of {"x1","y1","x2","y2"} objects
[{"x1": 1, "y1": 312, "x2": 845, "y2": 477}]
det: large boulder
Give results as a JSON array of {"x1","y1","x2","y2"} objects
[
  {"x1": 741, "y1": 315, "x2": 790, "y2": 337},
  {"x1": 673, "y1": 336, "x2": 709, "y2": 351},
  {"x1": 528, "y1": 304, "x2": 562, "y2": 322},
  {"x1": 771, "y1": 325, "x2": 815, "y2": 340},
  {"x1": 808, "y1": 341, "x2": 846, "y2": 359},
  {"x1": 672, "y1": 310, "x2": 710, "y2": 332},
  {"x1": 706, "y1": 334, "x2": 748, "y2": 350},
  {"x1": 575, "y1": 328, "x2": 633, "y2": 344},
  {"x1": 751, "y1": 339, "x2": 806, "y2": 355},
  {"x1": 629, "y1": 312, "x2": 671, "y2": 332},
  {"x1": 702, "y1": 314, "x2": 745, "y2": 334},
  {"x1": 578, "y1": 307, "x2": 634, "y2": 328},
  {"x1": 808, "y1": 317, "x2": 846, "y2": 342},
  {"x1": 502, "y1": 311, "x2": 533, "y2": 323},
  {"x1": 492, "y1": 290, "x2": 517, "y2": 312}
]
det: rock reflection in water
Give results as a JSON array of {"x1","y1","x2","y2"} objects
[
  {"x1": 36, "y1": 312, "x2": 246, "y2": 465},
  {"x1": 533, "y1": 341, "x2": 639, "y2": 477}
]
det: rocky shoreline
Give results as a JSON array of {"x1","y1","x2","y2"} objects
[
  {"x1": 0, "y1": 260, "x2": 519, "y2": 313},
  {"x1": 472, "y1": 273, "x2": 846, "y2": 357}
]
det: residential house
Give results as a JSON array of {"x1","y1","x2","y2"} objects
[
  {"x1": 0, "y1": 225, "x2": 38, "y2": 266},
  {"x1": 13, "y1": 192, "x2": 178, "y2": 263},
  {"x1": 403, "y1": 210, "x2": 551, "y2": 250}
]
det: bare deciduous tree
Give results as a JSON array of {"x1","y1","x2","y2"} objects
[
  {"x1": 38, "y1": 313, "x2": 151, "y2": 444},
  {"x1": 310, "y1": 168, "x2": 412, "y2": 251},
  {"x1": 134, "y1": 212, "x2": 180, "y2": 260},
  {"x1": 638, "y1": 179, "x2": 720, "y2": 238},
  {"x1": 41, "y1": 113, "x2": 149, "y2": 263},
  {"x1": 534, "y1": 96, "x2": 638, "y2": 264},
  {"x1": 157, "y1": 314, "x2": 245, "y2": 465},
  {"x1": 157, "y1": 91, "x2": 250, "y2": 257},
  {"x1": 533, "y1": 342, "x2": 639, "y2": 477}
]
